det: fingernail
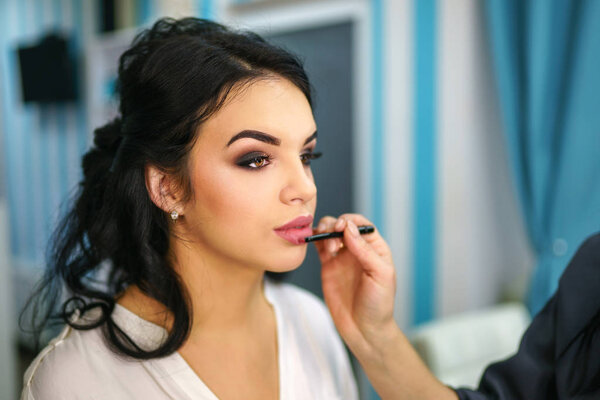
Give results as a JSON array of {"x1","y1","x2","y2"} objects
[
  {"x1": 335, "y1": 218, "x2": 345, "y2": 231},
  {"x1": 348, "y1": 221, "x2": 359, "y2": 238},
  {"x1": 317, "y1": 222, "x2": 325, "y2": 232}
]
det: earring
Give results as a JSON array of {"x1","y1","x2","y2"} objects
[{"x1": 170, "y1": 210, "x2": 179, "y2": 221}]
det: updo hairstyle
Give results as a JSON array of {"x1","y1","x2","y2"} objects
[{"x1": 24, "y1": 17, "x2": 312, "y2": 359}]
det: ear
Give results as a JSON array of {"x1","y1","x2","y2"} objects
[{"x1": 145, "y1": 165, "x2": 183, "y2": 216}]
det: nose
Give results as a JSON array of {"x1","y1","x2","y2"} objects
[{"x1": 279, "y1": 159, "x2": 317, "y2": 205}]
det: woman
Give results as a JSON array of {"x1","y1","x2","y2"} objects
[
  {"x1": 317, "y1": 216, "x2": 600, "y2": 399},
  {"x1": 22, "y1": 18, "x2": 358, "y2": 399}
]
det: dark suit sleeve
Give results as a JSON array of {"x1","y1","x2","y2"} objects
[{"x1": 453, "y1": 233, "x2": 600, "y2": 400}]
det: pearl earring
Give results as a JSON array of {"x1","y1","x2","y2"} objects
[{"x1": 170, "y1": 210, "x2": 179, "y2": 221}]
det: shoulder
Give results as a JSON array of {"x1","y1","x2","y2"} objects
[
  {"x1": 21, "y1": 317, "x2": 152, "y2": 400},
  {"x1": 555, "y1": 232, "x2": 600, "y2": 355},
  {"x1": 558, "y1": 232, "x2": 600, "y2": 294},
  {"x1": 21, "y1": 307, "x2": 183, "y2": 400},
  {"x1": 581, "y1": 232, "x2": 600, "y2": 248},
  {"x1": 22, "y1": 325, "x2": 110, "y2": 400},
  {"x1": 566, "y1": 233, "x2": 600, "y2": 266}
]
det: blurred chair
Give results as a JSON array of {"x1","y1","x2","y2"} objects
[{"x1": 410, "y1": 302, "x2": 531, "y2": 389}]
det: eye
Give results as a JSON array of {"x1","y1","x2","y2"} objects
[
  {"x1": 236, "y1": 152, "x2": 271, "y2": 169},
  {"x1": 249, "y1": 156, "x2": 269, "y2": 168},
  {"x1": 300, "y1": 151, "x2": 322, "y2": 166}
]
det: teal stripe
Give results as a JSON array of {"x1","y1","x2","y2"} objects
[
  {"x1": 412, "y1": 0, "x2": 437, "y2": 325},
  {"x1": 52, "y1": 0, "x2": 61, "y2": 25},
  {"x1": 137, "y1": 0, "x2": 153, "y2": 25},
  {"x1": 30, "y1": 0, "x2": 46, "y2": 262},
  {"x1": 52, "y1": 0, "x2": 68, "y2": 205},
  {"x1": 35, "y1": 0, "x2": 44, "y2": 28},
  {"x1": 40, "y1": 108, "x2": 53, "y2": 246},
  {"x1": 371, "y1": 0, "x2": 385, "y2": 235},
  {"x1": 39, "y1": 0, "x2": 56, "y2": 249},
  {"x1": 18, "y1": 0, "x2": 38, "y2": 261},
  {"x1": 368, "y1": 3, "x2": 385, "y2": 399},
  {"x1": 23, "y1": 116, "x2": 37, "y2": 261},
  {"x1": 200, "y1": 0, "x2": 214, "y2": 19},
  {"x1": 53, "y1": 0, "x2": 69, "y2": 229},
  {"x1": 0, "y1": 0, "x2": 20, "y2": 256},
  {"x1": 57, "y1": 106, "x2": 69, "y2": 208},
  {"x1": 72, "y1": 0, "x2": 88, "y2": 159},
  {"x1": 33, "y1": 2, "x2": 50, "y2": 259}
]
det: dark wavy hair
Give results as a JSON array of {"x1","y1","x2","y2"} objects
[{"x1": 22, "y1": 17, "x2": 312, "y2": 359}]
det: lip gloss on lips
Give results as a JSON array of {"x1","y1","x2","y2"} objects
[{"x1": 274, "y1": 215, "x2": 314, "y2": 245}]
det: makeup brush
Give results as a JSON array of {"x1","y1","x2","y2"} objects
[{"x1": 304, "y1": 225, "x2": 375, "y2": 243}]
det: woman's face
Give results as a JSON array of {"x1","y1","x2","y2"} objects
[{"x1": 179, "y1": 78, "x2": 318, "y2": 272}]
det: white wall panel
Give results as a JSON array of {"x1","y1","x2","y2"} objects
[
  {"x1": 437, "y1": 0, "x2": 534, "y2": 316},
  {"x1": 384, "y1": 0, "x2": 413, "y2": 329}
]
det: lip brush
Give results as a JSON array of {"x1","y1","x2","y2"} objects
[{"x1": 304, "y1": 225, "x2": 375, "y2": 243}]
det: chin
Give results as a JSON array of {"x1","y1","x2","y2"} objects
[{"x1": 265, "y1": 246, "x2": 308, "y2": 273}]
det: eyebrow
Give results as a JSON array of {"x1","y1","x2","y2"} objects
[{"x1": 226, "y1": 129, "x2": 318, "y2": 147}]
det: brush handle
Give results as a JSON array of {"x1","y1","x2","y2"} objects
[{"x1": 304, "y1": 225, "x2": 375, "y2": 243}]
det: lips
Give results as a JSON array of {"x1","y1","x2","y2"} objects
[{"x1": 274, "y1": 215, "x2": 314, "y2": 245}]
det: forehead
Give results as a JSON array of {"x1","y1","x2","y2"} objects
[{"x1": 197, "y1": 78, "x2": 316, "y2": 145}]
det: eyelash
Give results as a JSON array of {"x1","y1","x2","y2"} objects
[
  {"x1": 300, "y1": 151, "x2": 322, "y2": 166},
  {"x1": 236, "y1": 150, "x2": 322, "y2": 170}
]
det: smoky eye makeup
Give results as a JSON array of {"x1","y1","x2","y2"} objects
[
  {"x1": 235, "y1": 151, "x2": 272, "y2": 169},
  {"x1": 300, "y1": 149, "x2": 322, "y2": 165},
  {"x1": 233, "y1": 141, "x2": 321, "y2": 170}
]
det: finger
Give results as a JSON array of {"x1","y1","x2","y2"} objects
[
  {"x1": 314, "y1": 241, "x2": 331, "y2": 262},
  {"x1": 316, "y1": 216, "x2": 337, "y2": 233},
  {"x1": 336, "y1": 213, "x2": 376, "y2": 239},
  {"x1": 316, "y1": 239, "x2": 344, "y2": 260},
  {"x1": 319, "y1": 214, "x2": 373, "y2": 232},
  {"x1": 342, "y1": 220, "x2": 387, "y2": 276},
  {"x1": 337, "y1": 214, "x2": 391, "y2": 260},
  {"x1": 313, "y1": 216, "x2": 335, "y2": 257},
  {"x1": 314, "y1": 217, "x2": 335, "y2": 260},
  {"x1": 314, "y1": 216, "x2": 346, "y2": 256},
  {"x1": 325, "y1": 216, "x2": 346, "y2": 254},
  {"x1": 334, "y1": 216, "x2": 347, "y2": 232},
  {"x1": 337, "y1": 213, "x2": 374, "y2": 228},
  {"x1": 328, "y1": 237, "x2": 345, "y2": 255}
]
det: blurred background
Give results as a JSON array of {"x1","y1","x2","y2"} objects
[{"x1": 1, "y1": 0, "x2": 599, "y2": 399}]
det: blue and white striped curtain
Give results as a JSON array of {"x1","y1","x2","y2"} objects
[
  {"x1": 1, "y1": 0, "x2": 89, "y2": 268},
  {"x1": 387, "y1": 0, "x2": 600, "y2": 327},
  {"x1": 485, "y1": 0, "x2": 600, "y2": 314}
]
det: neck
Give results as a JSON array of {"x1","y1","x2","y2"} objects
[
  {"x1": 171, "y1": 238, "x2": 268, "y2": 333},
  {"x1": 118, "y1": 236, "x2": 271, "y2": 337}
]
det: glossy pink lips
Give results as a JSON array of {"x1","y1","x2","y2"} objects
[{"x1": 274, "y1": 215, "x2": 314, "y2": 245}]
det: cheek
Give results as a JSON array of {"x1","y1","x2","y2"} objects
[{"x1": 191, "y1": 167, "x2": 277, "y2": 231}]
